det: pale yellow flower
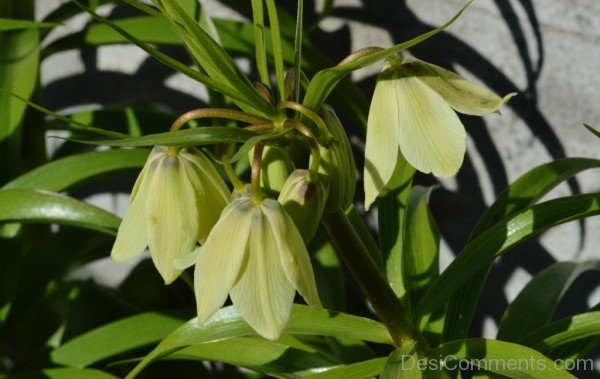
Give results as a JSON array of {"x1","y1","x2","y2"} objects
[
  {"x1": 193, "y1": 196, "x2": 322, "y2": 340},
  {"x1": 364, "y1": 58, "x2": 515, "y2": 209},
  {"x1": 111, "y1": 146, "x2": 230, "y2": 284}
]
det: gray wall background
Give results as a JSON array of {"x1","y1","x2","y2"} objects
[{"x1": 36, "y1": 0, "x2": 599, "y2": 352}]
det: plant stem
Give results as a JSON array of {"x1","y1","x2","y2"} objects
[
  {"x1": 321, "y1": 209, "x2": 429, "y2": 350},
  {"x1": 251, "y1": 143, "x2": 265, "y2": 203},
  {"x1": 170, "y1": 108, "x2": 269, "y2": 131}
]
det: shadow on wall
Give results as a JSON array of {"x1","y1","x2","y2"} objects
[{"x1": 41, "y1": 1, "x2": 598, "y2": 375}]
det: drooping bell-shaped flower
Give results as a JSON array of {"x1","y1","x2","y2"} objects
[
  {"x1": 364, "y1": 58, "x2": 515, "y2": 209},
  {"x1": 111, "y1": 146, "x2": 230, "y2": 284},
  {"x1": 193, "y1": 196, "x2": 322, "y2": 340}
]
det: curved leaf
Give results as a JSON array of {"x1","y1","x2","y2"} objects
[
  {"x1": 13, "y1": 368, "x2": 117, "y2": 379},
  {"x1": 0, "y1": 189, "x2": 120, "y2": 234},
  {"x1": 517, "y1": 312, "x2": 600, "y2": 353},
  {"x1": 3, "y1": 149, "x2": 149, "y2": 192},
  {"x1": 309, "y1": 357, "x2": 387, "y2": 379},
  {"x1": 414, "y1": 193, "x2": 600, "y2": 328},
  {"x1": 0, "y1": 18, "x2": 59, "y2": 31},
  {"x1": 126, "y1": 305, "x2": 392, "y2": 378},
  {"x1": 431, "y1": 339, "x2": 574, "y2": 378},
  {"x1": 51, "y1": 312, "x2": 184, "y2": 367},
  {"x1": 302, "y1": 1, "x2": 471, "y2": 113},
  {"x1": 73, "y1": 126, "x2": 257, "y2": 147},
  {"x1": 164, "y1": 336, "x2": 338, "y2": 378},
  {"x1": 497, "y1": 261, "x2": 600, "y2": 341},
  {"x1": 444, "y1": 158, "x2": 600, "y2": 341}
]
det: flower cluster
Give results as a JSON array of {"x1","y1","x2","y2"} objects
[{"x1": 111, "y1": 57, "x2": 512, "y2": 340}]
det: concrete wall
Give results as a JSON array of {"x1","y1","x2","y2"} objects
[{"x1": 36, "y1": 0, "x2": 599, "y2": 348}]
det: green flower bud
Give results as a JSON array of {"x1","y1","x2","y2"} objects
[
  {"x1": 317, "y1": 105, "x2": 356, "y2": 212},
  {"x1": 278, "y1": 169, "x2": 329, "y2": 243},
  {"x1": 249, "y1": 145, "x2": 293, "y2": 195}
]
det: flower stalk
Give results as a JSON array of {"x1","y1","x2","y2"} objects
[
  {"x1": 170, "y1": 108, "x2": 269, "y2": 131},
  {"x1": 321, "y1": 209, "x2": 429, "y2": 350},
  {"x1": 251, "y1": 142, "x2": 265, "y2": 203}
]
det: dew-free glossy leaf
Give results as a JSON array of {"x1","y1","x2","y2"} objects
[
  {"x1": 517, "y1": 312, "x2": 600, "y2": 353},
  {"x1": 414, "y1": 193, "x2": 600, "y2": 328},
  {"x1": 3, "y1": 149, "x2": 149, "y2": 191},
  {"x1": 73, "y1": 126, "x2": 257, "y2": 147},
  {"x1": 497, "y1": 261, "x2": 600, "y2": 342},
  {"x1": 126, "y1": 305, "x2": 392, "y2": 377},
  {"x1": 0, "y1": 189, "x2": 120, "y2": 234},
  {"x1": 51, "y1": 312, "x2": 184, "y2": 367},
  {"x1": 164, "y1": 336, "x2": 338, "y2": 378},
  {"x1": 431, "y1": 339, "x2": 574, "y2": 378},
  {"x1": 444, "y1": 158, "x2": 600, "y2": 341}
]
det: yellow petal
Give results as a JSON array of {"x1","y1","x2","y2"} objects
[
  {"x1": 180, "y1": 149, "x2": 230, "y2": 243},
  {"x1": 230, "y1": 199, "x2": 296, "y2": 340},
  {"x1": 146, "y1": 155, "x2": 199, "y2": 284},
  {"x1": 194, "y1": 198, "x2": 252, "y2": 324},
  {"x1": 406, "y1": 60, "x2": 516, "y2": 116},
  {"x1": 395, "y1": 73, "x2": 466, "y2": 177},
  {"x1": 172, "y1": 249, "x2": 201, "y2": 270},
  {"x1": 263, "y1": 199, "x2": 322, "y2": 309},
  {"x1": 364, "y1": 71, "x2": 400, "y2": 210},
  {"x1": 110, "y1": 167, "x2": 149, "y2": 262}
]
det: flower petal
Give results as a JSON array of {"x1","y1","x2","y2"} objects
[
  {"x1": 230, "y1": 200, "x2": 296, "y2": 340},
  {"x1": 146, "y1": 155, "x2": 199, "y2": 284},
  {"x1": 406, "y1": 60, "x2": 516, "y2": 116},
  {"x1": 395, "y1": 72, "x2": 466, "y2": 177},
  {"x1": 110, "y1": 168, "x2": 149, "y2": 263},
  {"x1": 263, "y1": 199, "x2": 322, "y2": 309},
  {"x1": 364, "y1": 70, "x2": 400, "y2": 210},
  {"x1": 194, "y1": 198, "x2": 252, "y2": 324}
]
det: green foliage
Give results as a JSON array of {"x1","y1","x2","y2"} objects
[{"x1": 0, "y1": 1, "x2": 597, "y2": 378}]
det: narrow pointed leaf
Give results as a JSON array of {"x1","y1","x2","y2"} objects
[
  {"x1": 431, "y1": 339, "x2": 574, "y2": 378},
  {"x1": 51, "y1": 312, "x2": 184, "y2": 367},
  {"x1": 309, "y1": 358, "x2": 387, "y2": 379},
  {"x1": 3, "y1": 149, "x2": 148, "y2": 191},
  {"x1": 0, "y1": 18, "x2": 59, "y2": 31},
  {"x1": 414, "y1": 193, "x2": 600, "y2": 328},
  {"x1": 126, "y1": 305, "x2": 392, "y2": 378},
  {"x1": 0, "y1": 189, "x2": 120, "y2": 234},
  {"x1": 444, "y1": 158, "x2": 600, "y2": 341},
  {"x1": 497, "y1": 261, "x2": 600, "y2": 341}
]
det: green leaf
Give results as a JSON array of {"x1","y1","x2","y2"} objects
[
  {"x1": 126, "y1": 305, "x2": 392, "y2": 377},
  {"x1": 378, "y1": 154, "x2": 415, "y2": 305},
  {"x1": 164, "y1": 336, "x2": 338, "y2": 377},
  {"x1": 0, "y1": 26, "x2": 39, "y2": 182},
  {"x1": 497, "y1": 261, "x2": 600, "y2": 342},
  {"x1": 71, "y1": 2, "x2": 272, "y2": 116},
  {"x1": 443, "y1": 158, "x2": 600, "y2": 341},
  {"x1": 72, "y1": 126, "x2": 257, "y2": 147},
  {"x1": 517, "y1": 312, "x2": 600, "y2": 353},
  {"x1": 302, "y1": 1, "x2": 472, "y2": 113},
  {"x1": 51, "y1": 312, "x2": 184, "y2": 367},
  {"x1": 404, "y1": 185, "x2": 440, "y2": 310},
  {"x1": 0, "y1": 88, "x2": 128, "y2": 139},
  {"x1": 382, "y1": 341, "x2": 423, "y2": 379},
  {"x1": 0, "y1": 18, "x2": 59, "y2": 31},
  {"x1": 308, "y1": 227, "x2": 346, "y2": 311},
  {"x1": 347, "y1": 206, "x2": 384, "y2": 270},
  {"x1": 154, "y1": 0, "x2": 275, "y2": 117},
  {"x1": 12, "y1": 368, "x2": 117, "y2": 379},
  {"x1": 431, "y1": 339, "x2": 574, "y2": 378},
  {"x1": 0, "y1": 189, "x2": 120, "y2": 234},
  {"x1": 309, "y1": 358, "x2": 387, "y2": 379},
  {"x1": 3, "y1": 149, "x2": 148, "y2": 192},
  {"x1": 413, "y1": 193, "x2": 600, "y2": 329},
  {"x1": 584, "y1": 124, "x2": 600, "y2": 139}
]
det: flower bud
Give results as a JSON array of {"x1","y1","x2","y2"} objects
[
  {"x1": 278, "y1": 169, "x2": 329, "y2": 243},
  {"x1": 249, "y1": 145, "x2": 293, "y2": 195},
  {"x1": 317, "y1": 105, "x2": 356, "y2": 212}
]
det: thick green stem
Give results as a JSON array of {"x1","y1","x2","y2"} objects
[{"x1": 321, "y1": 210, "x2": 429, "y2": 350}]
